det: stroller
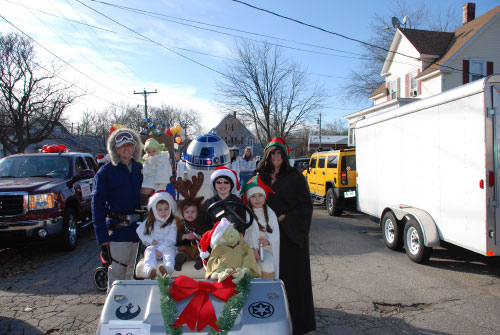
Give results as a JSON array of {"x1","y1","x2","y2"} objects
[{"x1": 93, "y1": 244, "x2": 111, "y2": 291}]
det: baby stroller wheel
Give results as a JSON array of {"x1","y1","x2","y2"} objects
[{"x1": 94, "y1": 267, "x2": 108, "y2": 291}]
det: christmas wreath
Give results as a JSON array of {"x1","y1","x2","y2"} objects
[{"x1": 158, "y1": 274, "x2": 252, "y2": 335}]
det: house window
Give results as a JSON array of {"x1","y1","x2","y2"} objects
[
  {"x1": 389, "y1": 78, "x2": 397, "y2": 99},
  {"x1": 409, "y1": 71, "x2": 418, "y2": 97},
  {"x1": 348, "y1": 127, "x2": 355, "y2": 146},
  {"x1": 470, "y1": 59, "x2": 486, "y2": 82}
]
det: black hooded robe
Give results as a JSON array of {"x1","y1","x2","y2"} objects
[{"x1": 264, "y1": 166, "x2": 316, "y2": 335}]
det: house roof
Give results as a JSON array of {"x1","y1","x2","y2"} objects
[
  {"x1": 368, "y1": 82, "x2": 387, "y2": 99},
  {"x1": 372, "y1": 5, "x2": 500, "y2": 97},
  {"x1": 419, "y1": 5, "x2": 500, "y2": 77},
  {"x1": 213, "y1": 113, "x2": 255, "y2": 138},
  {"x1": 399, "y1": 29, "x2": 454, "y2": 56}
]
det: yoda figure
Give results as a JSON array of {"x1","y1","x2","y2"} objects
[{"x1": 199, "y1": 218, "x2": 260, "y2": 283}]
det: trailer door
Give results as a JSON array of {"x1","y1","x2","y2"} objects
[{"x1": 495, "y1": 87, "x2": 500, "y2": 246}]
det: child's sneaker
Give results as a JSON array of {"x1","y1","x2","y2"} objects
[
  {"x1": 194, "y1": 256, "x2": 203, "y2": 270},
  {"x1": 149, "y1": 269, "x2": 157, "y2": 280},
  {"x1": 174, "y1": 252, "x2": 187, "y2": 271}
]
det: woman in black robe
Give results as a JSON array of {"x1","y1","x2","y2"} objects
[{"x1": 257, "y1": 137, "x2": 316, "y2": 335}]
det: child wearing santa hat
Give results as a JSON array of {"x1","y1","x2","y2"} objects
[
  {"x1": 241, "y1": 174, "x2": 280, "y2": 279},
  {"x1": 136, "y1": 191, "x2": 178, "y2": 279},
  {"x1": 199, "y1": 166, "x2": 246, "y2": 235}
]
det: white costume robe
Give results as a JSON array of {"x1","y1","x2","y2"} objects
[
  {"x1": 245, "y1": 206, "x2": 280, "y2": 278},
  {"x1": 142, "y1": 151, "x2": 172, "y2": 191},
  {"x1": 136, "y1": 219, "x2": 177, "y2": 275}
]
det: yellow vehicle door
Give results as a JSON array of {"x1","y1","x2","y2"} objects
[
  {"x1": 305, "y1": 156, "x2": 318, "y2": 193},
  {"x1": 316, "y1": 155, "x2": 327, "y2": 196},
  {"x1": 325, "y1": 154, "x2": 339, "y2": 188}
]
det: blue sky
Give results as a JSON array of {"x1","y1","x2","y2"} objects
[{"x1": 1, "y1": 0, "x2": 499, "y2": 132}]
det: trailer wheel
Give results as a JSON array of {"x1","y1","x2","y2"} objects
[
  {"x1": 326, "y1": 188, "x2": 343, "y2": 216},
  {"x1": 381, "y1": 211, "x2": 403, "y2": 250},
  {"x1": 403, "y1": 220, "x2": 432, "y2": 263}
]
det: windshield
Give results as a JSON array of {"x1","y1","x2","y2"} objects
[{"x1": 0, "y1": 156, "x2": 71, "y2": 178}]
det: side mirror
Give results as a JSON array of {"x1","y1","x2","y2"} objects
[{"x1": 75, "y1": 169, "x2": 95, "y2": 181}]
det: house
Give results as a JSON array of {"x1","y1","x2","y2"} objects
[
  {"x1": 308, "y1": 135, "x2": 348, "y2": 152},
  {"x1": 212, "y1": 112, "x2": 263, "y2": 157},
  {"x1": 24, "y1": 122, "x2": 106, "y2": 157},
  {"x1": 345, "y1": 3, "x2": 500, "y2": 146}
]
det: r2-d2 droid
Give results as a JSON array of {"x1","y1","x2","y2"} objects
[{"x1": 177, "y1": 132, "x2": 230, "y2": 200}]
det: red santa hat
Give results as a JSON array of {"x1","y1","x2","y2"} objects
[
  {"x1": 96, "y1": 154, "x2": 109, "y2": 164},
  {"x1": 199, "y1": 218, "x2": 233, "y2": 259},
  {"x1": 210, "y1": 166, "x2": 240, "y2": 195},
  {"x1": 147, "y1": 190, "x2": 177, "y2": 223}
]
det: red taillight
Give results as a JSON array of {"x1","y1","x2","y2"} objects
[
  {"x1": 341, "y1": 171, "x2": 347, "y2": 185},
  {"x1": 480, "y1": 179, "x2": 484, "y2": 189},
  {"x1": 488, "y1": 171, "x2": 495, "y2": 187}
]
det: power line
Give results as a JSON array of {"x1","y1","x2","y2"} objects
[
  {"x1": 230, "y1": 0, "x2": 475, "y2": 76},
  {"x1": 0, "y1": 13, "x2": 140, "y2": 103},
  {"x1": 75, "y1": 0, "x2": 226, "y2": 76},
  {"x1": 89, "y1": 0, "x2": 365, "y2": 58},
  {"x1": 61, "y1": 0, "x2": 145, "y2": 82},
  {"x1": 1, "y1": 0, "x2": 353, "y2": 80}
]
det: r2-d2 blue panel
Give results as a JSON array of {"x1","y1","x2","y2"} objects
[{"x1": 183, "y1": 133, "x2": 230, "y2": 170}]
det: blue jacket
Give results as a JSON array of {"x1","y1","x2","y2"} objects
[{"x1": 92, "y1": 160, "x2": 143, "y2": 244}]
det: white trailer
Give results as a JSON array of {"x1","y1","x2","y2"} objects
[{"x1": 355, "y1": 75, "x2": 500, "y2": 263}]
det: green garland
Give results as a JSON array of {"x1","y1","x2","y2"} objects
[{"x1": 158, "y1": 274, "x2": 252, "y2": 335}]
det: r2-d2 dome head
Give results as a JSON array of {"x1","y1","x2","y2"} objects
[{"x1": 183, "y1": 133, "x2": 230, "y2": 170}]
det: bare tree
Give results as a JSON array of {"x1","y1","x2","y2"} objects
[
  {"x1": 322, "y1": 120, "x2": 348, "y2": 136},
  {"x1": 217, "y1": 40, "x2": 328, "y2": 145},
  {"x1": 0, "y1": 33, "x2": 79, "y2": 153},
  {"x1": 339, "y1": 0, "x2": 460, "y2": 104}
]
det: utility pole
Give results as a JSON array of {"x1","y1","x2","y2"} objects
[
  {"x1": 133, "y1": 88, "x2": 157, "y2": 118},
  {"x1": 318, "y1": 112, "x2": 322, "y2": 151}
]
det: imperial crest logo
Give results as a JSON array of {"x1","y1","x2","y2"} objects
[{"x1": 248, "y1": 301, "x2": 274, "y2": 318}]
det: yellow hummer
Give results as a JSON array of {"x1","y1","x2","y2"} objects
[{"x1": 303, "y1": 149, "x2": 356, "y2": 216}]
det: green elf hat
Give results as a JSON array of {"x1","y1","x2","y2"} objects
[
  {"x1": 240, "y1": 174, "x2": 275, "y2": 204},
  {"x1": 265, "y1": 137, "x2": 291, "y2": 158}
]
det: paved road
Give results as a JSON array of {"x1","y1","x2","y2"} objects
[
  {"x1": 1, "y1": 207, "x2": 499, "y2": 334},
  {"x1": 310, "y1": 207, "x2": 500, "y2": 335}
]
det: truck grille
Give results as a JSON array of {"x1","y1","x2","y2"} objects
[{"x1": 0, "y1": 194, "x2": 26, "y2": 216}]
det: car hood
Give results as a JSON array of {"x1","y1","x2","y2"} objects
[{"x1": 0, "y1": 177, "x2": 65, "y2": 193}]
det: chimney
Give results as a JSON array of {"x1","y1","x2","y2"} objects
[
  {"x1": 233, "y1": 111, "x2": 236, "y2": 117},
  {"x1": 463, "y1": 3, "x2": 475, "y2": 24}
]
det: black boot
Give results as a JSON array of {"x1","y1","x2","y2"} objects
[
  {"x1": 194, "y1": 256, "x2": 203, "y2": 270},
  {"x1": 174, "y1": 252, "x2": 187, "y2": 272}
]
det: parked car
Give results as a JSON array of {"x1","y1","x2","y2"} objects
[
  {"x1": 303, "y1": 149, "x2": 356, "y2": 216},
  {"x1": 290, "y1": 157, "x2": 310, "y2": 172},
  {"x1": 0, "y1": 151, "x2": 98, "y2": 250}
]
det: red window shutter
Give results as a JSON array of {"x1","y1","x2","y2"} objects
[
  {"x1": 463, "y1": 60, "x2": 470, "y2": 84},
  {"x1": 487, "y1": 62, "x2": 494, "y2": 76},
  {"x1": 405, "y1": 74, "x2": 409, "y2": 98},
  {"x1": 397, "y1": 78, "x2": 401, "y2": 98}
]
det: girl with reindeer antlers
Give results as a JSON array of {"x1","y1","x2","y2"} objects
[{"x1": 169, "y1": 172, "x2": 209, "y2": 271}]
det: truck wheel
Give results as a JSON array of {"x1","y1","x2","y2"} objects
[
  {"x1": 326, "y1": 188, "x2": 343, "y2": 216},
  {"x1": 59, "y1": 208, "x2": 77, "y2": 251},
  {"x1": 403, "y1": 221, "x2": 431, "y2": 263},
  {"x1": 381, "y1": 211, "x2": 403, "y2": 250}
]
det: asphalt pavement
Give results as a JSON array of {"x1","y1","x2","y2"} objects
[{"x1": 1, "y1": 207, "x2": 499, "y2": 334}]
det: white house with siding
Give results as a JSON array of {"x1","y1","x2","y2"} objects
[{"x1": 345, "y1": 3, "x2": 500, "y2": 146}]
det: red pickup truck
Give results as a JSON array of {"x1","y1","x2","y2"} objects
[{"x1": 0, "y1": 152, "x2": 98, "y2": 251}]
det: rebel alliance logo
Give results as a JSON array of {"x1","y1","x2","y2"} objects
[
  {"x1": 115, "y1": 303, "x2": 141, "y2": 320},
  {"x1": 248, "y1": 301, "x2": 274, "y2": 318}
]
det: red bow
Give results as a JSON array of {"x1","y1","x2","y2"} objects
[{"x1": 170, "y1": 275, "x2": 237, "y2": 332}]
